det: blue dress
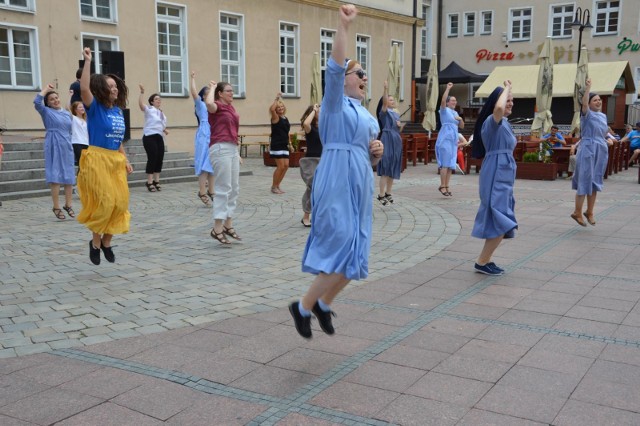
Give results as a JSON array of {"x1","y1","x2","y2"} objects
[
  {"x1": 572, "y1": 109, "x2": 608, "y2": 195},
  {"x1": 194, "y1": 97, "x2": 213, "y2": 175},
  {"x1": 376, "y1": 109, "x2": 402, "y2": 179},
  {"x1": 472, "y1": 116, "x2": 517, "y2": 239},
  {"x1": 435, "y1": 107, "x2": 459, "y2": 169},
  {"x1": 33, "y1": 94, "x2": 75, "y2": 185},
  {"x1": 302, "y1": 58, "x2": 380, "y2": 280}
]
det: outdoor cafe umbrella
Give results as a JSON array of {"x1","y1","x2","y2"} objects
[
  {"x1": 387, "y1": 44, "x2": 401, "y2": 102},
  {"x1": 571, "y1": 46, "x2": 589, "y2": 135},
  {"x1": 421, "y1": 53, "x2": 438, "y2": 131},
  {"x1": 310, "y1": 52, "x2": 322, "y2": 106},
  {"x1": 531, "y1": 37, "x2": 554, "y2": 135}
]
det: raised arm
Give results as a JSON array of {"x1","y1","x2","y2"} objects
[
  {"x1": 137, "y1": 84, "x2": 146, "y2": 112},
  {"x1": 302, "y1": 104, "x2": 318, "y2": 133},
  {"x1": 441, "y1": 82, "x2": 453, "y2": 108},
  {"x1": 80, "y1": 47, "x2": 94, "y2": 106},
  {"x1": 331, "y1": 4, "x2": 357, "y2": 66},
  {"x1": 492, "y1": 80, "x2": 511, "y2": 124},
  {"x1": 204, "y1": 80, "x2": 218, "y2": 114},
  {"x1": 381, "y1": 80, "x2": 389, "y2": 112},
  {"x1": 34, "y1": 83, "x2": 54, "y2": 114},
  {"x1": 581, "y1": 77, "x2": 591, "y2": 116},
  {"x1": 269, "y1": 92, "x2": 282, "y2": 123},
  {"x1": 190, "y1": 71, "x2": 199, "y2": 100}
]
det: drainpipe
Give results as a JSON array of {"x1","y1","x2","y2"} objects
[
  {"x1": 411, "y1": 0, "x2": 418, "y2": 121},
  {"x1": 437, "y1": 0, "x2": 442, "y2": 72}
]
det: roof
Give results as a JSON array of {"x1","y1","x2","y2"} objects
[
  {"x1": 415, "y1": 61, "x2": 487, "y2": 84},
  {"x1": 475, "y1": 61, "x2": 635, "y2": 98}
]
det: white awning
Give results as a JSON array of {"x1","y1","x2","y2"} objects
[{"x1": 475, "y1": 61, "x2": 635, "y2": 98}]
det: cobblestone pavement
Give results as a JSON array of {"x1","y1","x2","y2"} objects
[{"x1": 1, "y1": 158, "x2": 640, "y2": 425}]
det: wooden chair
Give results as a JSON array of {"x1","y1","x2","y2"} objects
[
  {"x1": 427, "y1": 135, "x2": 437, "y2": 164},
  {"x1": 619, "y1": 140, "x2": 630, "y2": 171},
  {"x1": 463, "y1": 144, "x2": 483, "y2": 174},
  {"x1": 407, "y1": 133, "x2": 428, "y2": 166},
  {"x1": 400, "y1": 134, "x2": 412, "y2": 172}
]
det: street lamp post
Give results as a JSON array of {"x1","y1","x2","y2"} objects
[{"x1": 571, "y1": 7, "x2": 593, "y2": 63}]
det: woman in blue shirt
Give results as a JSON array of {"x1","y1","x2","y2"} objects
[
  {"x1": 289, "y1": 4, "x2": 384, "y2": 339},
  {"x1": 77, "y1": 47, "x2": 133, "y2": 265},
  {"x1": 435, "y1": 82, "x2": 464, "y2": 196}
]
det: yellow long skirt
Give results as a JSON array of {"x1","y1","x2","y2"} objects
[{"x1": 77, "y1": 146, "x2": 130, "y2": 235}]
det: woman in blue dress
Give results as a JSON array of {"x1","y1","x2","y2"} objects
[
  {"x1": 289, "y1": 4, "x2": 384, "y2": 339},
  {"x1": 375, "y1": 80, "x2": 404, "y2": 205},
  {"x1": 33, "y1": 83, "x2": 76, "y2": 220},
  {"x1": 570, "y1": 78, "x2": 608, "y2": 227},
  {"x1": 190, "y1": 71, "x2": 214, "y2": 206},
  {"x1": 471, "y1": 81, "x2": 517, "y2": 276},
  {"x1": 435, "y1": 82, "x2": 464, "y2": 196}
]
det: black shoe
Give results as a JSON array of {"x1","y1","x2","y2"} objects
[
  {"x1": 89, "y1": 240, "x2": 101, "y2": 265},
  {"x1": 101, "y1": 245, "x2": 115, "y2": 263},
  {"x1": 289, "y1": 302, "x2": 312, "y2": 339},
  {"x1": 312, "y1": 301, "x2": 336, "y2": 335}
]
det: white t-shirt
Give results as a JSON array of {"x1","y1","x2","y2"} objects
[
  {"x1": 142, "y1": 105, "x2": 167, "y2": 136},
  {"x1": 71, "y1": 115, "x2": 89, "y2": 146}
]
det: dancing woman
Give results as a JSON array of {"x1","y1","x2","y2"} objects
[
  {"x1": 435, "y1": 82, "x2": 464, "y2": 196},
  {"x1": 190, "y1": 71, "x2": 214, "y2": 206},
  {"x1": 570, "y1": 78, "x2": 609, "y2": 227},
  {"x1": 375, "y1": 80, "x2": 404, "y2": 205},
  {"x1": 471, "y1": 80, "x2": 517, "y2": 276},
  {"x1": 77, "y1": 47, "x2": 133, "y2": 265},
  {"x1": 289, "y1": 4, "x2": 384, "y2": 339},
  {"x1": 269, "y1": 92, "x2": 291, "y2": 194},
  {"x1": 33, "y1": 83, "x2": 75, "y2": 220},
  {"x1": 138, "y1": 85, "x2": 167, "y2": 192},
  {"x1": 299, "y1": 104, "x2": 322, "y2": 227}
]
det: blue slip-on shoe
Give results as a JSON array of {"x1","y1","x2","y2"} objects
[
  {"x1": 486, "y1": 262, "x2": 504, "y2": 273},
  {"x1": 474, "y1": 262, "x2": 503, "y2": 276}
]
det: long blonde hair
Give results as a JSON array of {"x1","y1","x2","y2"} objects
[{"x1": 70, "y1": 101, "x2": 86, "y2": 120}]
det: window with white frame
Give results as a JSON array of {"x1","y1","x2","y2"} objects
[
  {"x1": 469, "y1": 82, "x2": 485, "y2": 106},
  {"x1": 509, "y1": 8, "x2": 532, "y2": 41},
  {"x1": 220, "y1": 13, "x2": 244, "y2": 96},
  {"x1": 447, "y1": 13, "x2": 459, "y2": 37},
  {"x1": 464, "y1": 12, "x2": 476, "y2": 36},
  {"x1": 0, "y1": 0, "x2": 35, "y2": 12},
  {"x1": 550, "y1": 4, "x2": 574, "y2": 38},
  {"x1": 157, "y1": 4, "x2": 186, "y2": 95},
  {"x1": 391, "y1": 40, "x2": 404, "y2": 101},
  {"x1": 594, "y1": 1, "x2": 619, "y2": 35},
  {"x1": 320, "y1": 29, "x2": 334, "y2": 69},
  {"x1": 0, "y1": 25, "x2": 37, "y2": 88},
  {"x1": 480, "y1": 10, "x2": 493, "y2": 35},
  {"x1": 421, "y1": 1, "x2": 431, "y2": 58},
  {"x1": 279, "y1": 22, "x2": 298, "y2": 97},
  {"x1": 356, "y1": 34, "x2": 370, "y2": 102},
  {"x1": 80, "y1": 0, "x2": 116, "y2": 23},
  {"x1": 81, "y1": 34, "x2": 117, "y2": 74}
]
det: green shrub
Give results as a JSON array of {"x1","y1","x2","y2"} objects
[{"x1": 522, "y1": 152, "x2": 539, "y2": 162}]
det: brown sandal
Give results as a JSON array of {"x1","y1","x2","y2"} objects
[
  {"x1": 223, "y1": 226, "x2": 242, "y2": 241},
  {"x1": 210, "y1": 228, "x2": 231, "y2": 245},
  {"x1": 198, "y1": 192, "x2": 210, "y2": 206},
  {"x1": 583, "y1": 211, "x2": 596, "y2": 226},
  {"x1": 570, "y1": 213, "x2": 587, "y2": 227},
  {"x1": 52, "y1": 208, "x2": 65, "y2": 220},
  {"x1": 63, "y1": 205, "x2": 75, "y2": 218}
]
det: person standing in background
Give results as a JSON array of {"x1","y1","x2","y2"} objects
[
  {"x1": 269, "y1": 92, "x2": 291, "y2": 194},
  {"x1": 298, "y1": 104, "x2": 322, "y2": 227},
  {"x1": 375, "y1": 80, "x2": 404, "y2": 206},
  {"x1": 69, "y1": 68, "x2": 82, "y2": 104},
  {"x1": 435, "y1": 82, "x2": 464, "y2": 196},
  {"x1": 138, "y1": 85, "x2": 168, "y2": 192},
  {"x1": 190, "y1": 71, "x2": 215, "y2": 206}
]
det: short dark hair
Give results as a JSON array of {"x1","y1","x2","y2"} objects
[
  {"x1": 551, "y1": 125, "x2": 559, "y2": 130},
  {"x1": 75, "y1": 68, "x2": 83, "y2": 79},
  {"x1": 148, "y1": 93, "x2": 160, "y2": 105}
]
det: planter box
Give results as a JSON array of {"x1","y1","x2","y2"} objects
[
  {"x1": 263, "y1": 151, "x2": 304, "y2": 167},
  {"x1": 516, "y1": 162, "x2": 557, "y2": 181}
]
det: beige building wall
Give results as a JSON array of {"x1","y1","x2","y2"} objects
[
  {"x1": 438, "y1": 0, "x2": 640, "y2": 106},
  {"x1": 0, "y1": 0, "x2": 419, "y2": 134}
]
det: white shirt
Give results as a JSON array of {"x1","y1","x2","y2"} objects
[
  {"x1": 71, "y1": 115, "x2": 89, "y2": 146},
  {"x1": 142, "y1": 105, "x2": 167, "y2": 136}
]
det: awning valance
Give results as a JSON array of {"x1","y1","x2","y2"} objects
[{"x1": 475, "y1": 61, "x2": 635, "y2": 98}]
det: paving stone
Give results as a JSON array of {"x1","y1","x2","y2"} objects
[
  {"x1": 56, "y1": 402, "x2": 162, "y2": 426},
  {"x1": 553, "y1": 399, "x2": 640, "y2": 426},
  {"x1": 476, "y1": 384, "x2": 567, "y2": 424},
  {"x1": 376, "y1": 394, "x2": 469, "y2": 426},
  {"x1": 406, "y1": 371, "x2": 492, "y2": 406},
  {"x1": 111, "y1": 380, "x2": 199, "y2": 421},
  {"x1": 310, "y1": 381, "x2": 400, "y2": 419}
]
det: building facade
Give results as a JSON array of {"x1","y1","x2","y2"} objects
[{"x1": 0, "y1": 0, "x2": 423, "y2": 132}]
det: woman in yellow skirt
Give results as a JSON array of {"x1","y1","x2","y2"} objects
[{"x1": 77, "y1": 47, "x2": 133, "y2": 265}]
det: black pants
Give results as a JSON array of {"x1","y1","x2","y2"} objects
[
  {"x1": 72, "y1": 144, "x2": 88, "y2": 167},
  {"x1": 143, "y1": 133, "x2": 165, "y2": 174}
]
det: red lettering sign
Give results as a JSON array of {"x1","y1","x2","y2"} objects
[{"x1": 476, "y1": 49, "x2": 515, "y2": 63}]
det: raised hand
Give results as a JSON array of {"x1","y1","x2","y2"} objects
[
  {"x1": 339, "y1": 4, "x2": 357, "y2": 24},
  {"x1": 83, "y1": 47, "x2": 92, "y2": 61}
]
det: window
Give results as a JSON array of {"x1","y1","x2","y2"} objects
[
  {"x1": 447, "y1": 13, "x2": 459, "y2": 37},
  {"x1": 279, "y1": 23, "x2": 298, "y2": 97},
  {"x1": 464, "y1": 12, "x2": 476, "y2": 36},
  {"x1": 219, "y1": 13, "x2": 244, "y2": 96},
  {"x1": 356, "y1": 34, "x2": 370, "y2": 103},
  {"x1": 391, "y1": 40, "x2": 404, "y2": 101},
  {"x1": 469, "y1": 82, "x2": 485, "y2": 106},
  {"x1": 157, "y1": 4, "x2": 186, "y2": 96},
  {"x1": 81, "y1": 35, "x2": 117, "y2": 74},
  {"x1": 80, "y1": 0, "x2": 116, "y2": 23},
  {"x1": 594, "y1": 1, "x2": 619, "y2": 35},
  {"x1": 0, "y1": 0, "x2": 35, "y2": 12},
  {"x1": 320, "y1": 29, "x2": 334, "y2": 69},
  {"x1": 550, "y1": 4, "x2": 574, "y2": 38},
  {"x1": 480, "y1": 10, "x2": 493, "y2": 35},
  {"x1": 0, "y1": 25, "x2": 37, "y2": 88},
  {"x1": 420, "y1": 1, "x2": 431, "y2": 57},
  {"x1": 509, "y1": 8, "x2": 532, "y2": 41}
]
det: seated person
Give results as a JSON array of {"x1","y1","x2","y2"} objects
[
  {"x1": 456, "y1": 133, "x2": 469, "y2": 172},
  {"x1": 606, "y1": 126, "x2": 620, "y2": 141},
  {"x1": 541, "y1": 125, "x2": 565, "y2": 147},
  {"x1": 621, "y1": 121, "x2": 640, "y2": 166}
]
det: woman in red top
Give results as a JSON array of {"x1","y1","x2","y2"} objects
[{"x1": 205, "y1": 81, "x2": 241, "y2": 245}]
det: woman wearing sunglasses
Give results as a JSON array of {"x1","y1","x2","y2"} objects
[{"x1": 289, "y1": 4, "x2": 384, "y2": 339}]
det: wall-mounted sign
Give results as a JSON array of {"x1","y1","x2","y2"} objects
[
  {"x1": 618, "y1": 38, "x2": 640, "y2": 55},
  {"x1": 476, "y1": 49, "x2": 515, "y2": 63}
]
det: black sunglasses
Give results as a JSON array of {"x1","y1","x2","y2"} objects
[{"x1": 346, "y1": 69, "x2": 366, "y2": 79}]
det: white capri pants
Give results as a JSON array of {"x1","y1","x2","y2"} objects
[{"x1": 209, "y1": 142, "x2": 240, "y2": 220}]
